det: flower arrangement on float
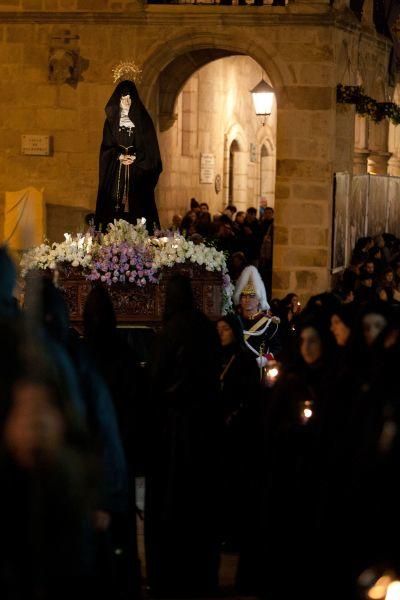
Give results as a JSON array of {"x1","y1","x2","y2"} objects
[{"x1": 20, "y1": 219, "x2": 234, "y2": 313}]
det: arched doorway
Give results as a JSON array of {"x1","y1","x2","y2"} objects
[{"x1": 142, "y1": 53, "x2": 277, "y2": 226}]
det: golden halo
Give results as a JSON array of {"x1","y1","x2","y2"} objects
[{"x1": 112, "y1": 61, "x2": 143, "y2": 84}]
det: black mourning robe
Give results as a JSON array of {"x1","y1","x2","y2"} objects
[
  {"x1": 145, "y1": 308, "x2": 223, "y2": 598},
  {"x1": 95, "y1": 80, "x2": 162, "y2": 233}
]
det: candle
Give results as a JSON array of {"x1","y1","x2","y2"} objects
[
  {"x1": 265, "y1": 365, "x2": 279, "y2": 387},
  {"x1": 386, "y1": 582, "x2": 400, "y2": 600},
  {"x1": 301, "y1": 400, "x2": 313, "y2": 423}
]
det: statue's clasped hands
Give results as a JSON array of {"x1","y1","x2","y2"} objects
[{"x1": 119, "y1": 154, "x2": 136, "y2": 166}]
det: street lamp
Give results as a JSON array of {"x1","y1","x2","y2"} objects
[{"x1": 250, "y1": 78, "x2": 275, "y2": 125}]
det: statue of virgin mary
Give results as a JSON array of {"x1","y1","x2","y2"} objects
[{"x1": 95, "y1": 79, "x2": 162, "y2": 233}]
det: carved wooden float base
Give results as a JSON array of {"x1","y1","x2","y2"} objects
[{"x1": 57, "y1": 263, "x2": 223, "y2": 331}]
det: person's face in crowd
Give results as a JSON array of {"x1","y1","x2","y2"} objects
[
  {"x1": 376, "y1": 236, "x2": 385, "y2": 249},
  {"x1": 365, "y1": 262, "x2": 375, "y2": 275},
  {"x1": 4, "y1": 382, "x2": 65, "y2": 469},
  {"x1": 331, "y1": 314, "x2": 351, "y2": 347},
  {"x1": 232, "y1": 254, "x2": 245, "y2": 270},
  {"x1": 235, "y1": 212, "x2": 246, "y2": 225},
  {"x1": 362, "y1": 312, "x2": 387, "y2": 346},
  {"x1": 264, "y1": 208, "x2": 274, "y2": 221},
  {"x1": 290, "y1": 295, "x2": 299, "y2": 312},
  {"x1": 240, "y1": 293, "x2": 259, "y2": 316},
  {"x1": 343, "y1": 290, "x2": 355, "y2": 304},
  {"x1": 187, "y1": 210, "x2": 197, "y2": 222},
  {"x1": 246, "y1": 211, "x2": 257, "y2": 223},
  {"x1": 299, "y1": 326, "x2": 322, "y2": 365},
  {"x1": 352, "y1": 262, "x2": 362, "y2": 274},
  {"x1": 219, "y1": 223, "x2": 233, "y2": 238},
  {"x1": 217, "y1": 320, "x2": 235, "y2": 347},
  {"x1": 362, "y1": 277, "x2": 373, "y2": 288},
  {"x1": 172, "y1": 214, "x2": 182, "y2": 228},
  {"x1": 200, "y1": 204, "x2": 209, "y2": 213},
  {"x1": 366, "y1": 238, "x2": 375, "y2": 251},
  {"x1": 223, "y1": 208, "x2": 234, "y2": 219},
  {"x1": 384, "y1": 271, "x2": 394, "y2": 283}
]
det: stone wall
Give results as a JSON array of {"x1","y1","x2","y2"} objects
[{"x1": 0, "y1": 2, "x2": 393, "y2": 298}]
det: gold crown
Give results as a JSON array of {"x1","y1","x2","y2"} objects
[
  {"x1": 112, "y1": 61, "x2": 143, "y2": 84},
  {"x1": 241, "y1": 281, "x2": 257, "y2": 296}
]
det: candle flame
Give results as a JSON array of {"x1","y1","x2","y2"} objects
[
  {"x1": 268, "y1": 367, "x2": 279, "y2": 378},
  {"x1": 386, "y1": 581, "x2": 400, "y2": 600}
]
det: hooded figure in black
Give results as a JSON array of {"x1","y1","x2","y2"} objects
[
  {"x1": 95, "y1": 80, "x2": 162, "y2": 233},
  {"x1": 145, "y1": 275, "x2": 222, "y2": 598}
]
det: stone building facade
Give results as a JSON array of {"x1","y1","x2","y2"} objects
[{"x1": 0, "y1": 0, "x2": 396, "y2": 299}]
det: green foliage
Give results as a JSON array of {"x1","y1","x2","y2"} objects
[{"x1": 336, "y1": 84, "x2": 400, "y2": 126}]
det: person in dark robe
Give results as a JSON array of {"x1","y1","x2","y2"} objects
[
  {"x1": 83, "y1": 285, "x2": 144, "y2": 599},
  {"x1": 317, "y1": 303, "x2": 393, "y2": 599},
  {"x1": 95, "y1": 80, "x2": 162, "y2": 233},
  {"x1": 24, "y1": 277, "x2": 128, "y2": 600},
  {"x1": 145, "y1": 274, "x2": 222, "y2": 598},
  {"x1": 0, "y1": 319, "x2": 98, "y2": 600},
  {"x1": 216, "y1": 314, "x2": 260, "y2": 552},
  {"x1": 259, "y1": 316, "x2": 336, "y2": 600}
]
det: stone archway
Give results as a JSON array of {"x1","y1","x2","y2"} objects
[
  {"x1": 138, "y1": 36, "x2": 282, "y2": 226},
  {"x1": 139, "y1": 32, "x2": 288, "y2": 122}
]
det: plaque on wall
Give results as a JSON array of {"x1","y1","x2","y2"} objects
[
  {"x1": 200, "y1": 153, "x2": 215, "y2": 184},
  {"x1": 21, "y1": 135, "x2": 52, "y2": 156}
]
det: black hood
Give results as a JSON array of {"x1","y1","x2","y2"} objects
[{"x1": 104, "y1": 80, "x2": 162, "y2": 175}]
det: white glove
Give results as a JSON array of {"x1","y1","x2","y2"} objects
[{"x1": 256, "y1": 356, "x2": 268, "y2": 368}]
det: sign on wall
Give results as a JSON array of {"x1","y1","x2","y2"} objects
[
  {"x1": 21, "y1": 135, "x2": 51, "y2": 156},
  {"x1": 200, "y1": 153, "x2": 215, "y2": 184}
]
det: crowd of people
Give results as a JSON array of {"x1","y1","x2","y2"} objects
[
  {"x1": 170, "y1": 199, "x2": 275, "y2": 296},
  {"x1": 2, "y1": 218, "x2": 400, "y2": 600}
]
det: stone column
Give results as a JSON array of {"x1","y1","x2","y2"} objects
[
  {"x1": 388, "y1": 156, "x2": 400, "y2": 177},
  {"x1": 388, "y1": 112, "x2": 400, "y2": 176},
  {"x1": 368, "y1": 152, "x2": 391, "y2": 175},
  {"x1": 272, "y1": 80, "x2": 333, "y2": 301},
  {"x1": 353, "y1": 150, "x2": 370, "y2": 174},
  {"x1": 368, "y1": 120, "x2": 391, "y2": 175},
  {"x1": 353, "y1": 114, "x2": 369, "y2": 174}
]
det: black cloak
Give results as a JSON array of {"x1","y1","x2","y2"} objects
[
  {"x1": 95, "y1": 80, "x2": 162, "y2": 233},
  {"x1": 145, "y1": 276, "x2": 223, "y2": 597}
]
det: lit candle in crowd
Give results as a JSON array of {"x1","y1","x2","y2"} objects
[
  {"x1": 367, "y1": 575, "x2": 392, "y2": 599},
  {"x1": 386, "y1": 582, "x2": 400, "y2": 600},
  {"x1": 301, "y1": 400, "x2": 313, "y2": 423},
  {"x1": 265, "y1": 365, "x2": 279, "y2": 387}
]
